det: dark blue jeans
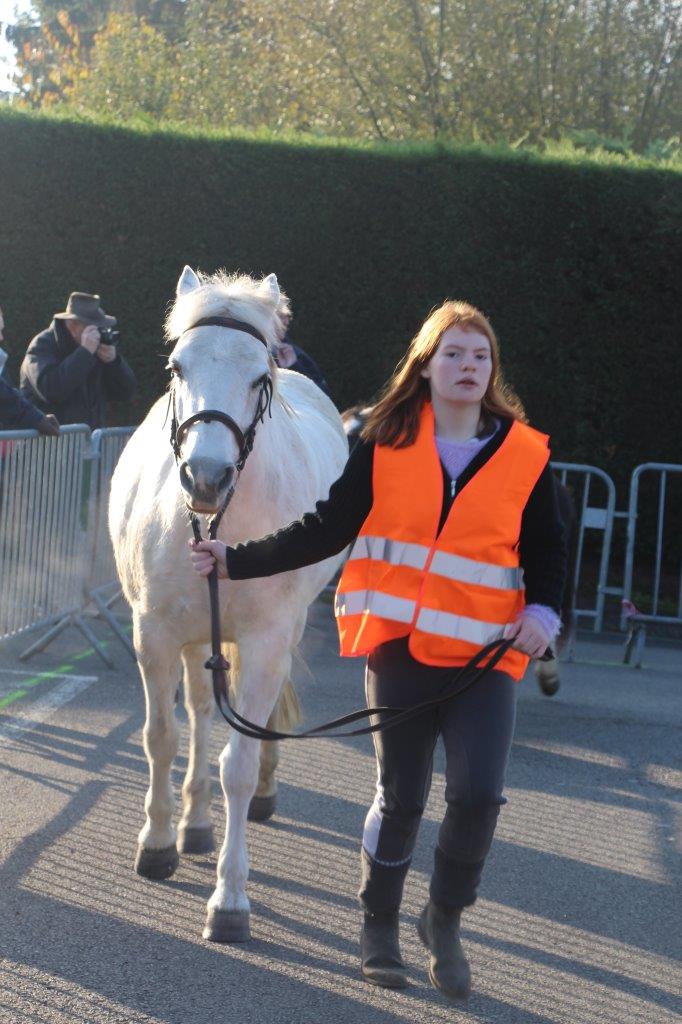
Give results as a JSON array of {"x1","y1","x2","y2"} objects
[{"x1": 359, "y1": 637, "x2": 518, "y2": 913}]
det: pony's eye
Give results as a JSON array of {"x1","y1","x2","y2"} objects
[{"x1": 166, "y1": 363, "x2": 182, "y2": 379}]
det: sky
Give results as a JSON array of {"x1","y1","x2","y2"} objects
[{"x1": 0, "y1": 0, "x2": 33, "y2": 93}]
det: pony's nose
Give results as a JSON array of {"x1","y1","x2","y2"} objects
[{"x1": 179, "y1": 458, "x2": 235, "y2": 506}]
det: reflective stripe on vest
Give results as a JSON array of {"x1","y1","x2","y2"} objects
[
  {"x1": 415, "y1": 607, "x2": 505, "y2": 647},
  {"x1": 347, "y1": 535, "x2": 524, "y2": 591},
  {"x1": 335, "y1": 590, "x2": 506, "y2": 646},
  {"x1": 335, "y1": 589, "x2": 416, "y2": 623},
  {"x1": 347, "y1": 535, "x2": 429, "y2": 571},
  {"x1": 335, "y1": 403, "x2": 550, "y2": 680}
]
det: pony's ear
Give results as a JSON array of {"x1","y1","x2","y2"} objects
[
  {"x1": 260, "y1": 273, "x2": 280, "y2": 305},
  {"x1": 176, "y1": 265, "x2": 200, "y2": 296}
]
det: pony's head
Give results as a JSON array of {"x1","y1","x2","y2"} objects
[{"x1": 165, "y1": 266, "x2": 290, "y2": 514}]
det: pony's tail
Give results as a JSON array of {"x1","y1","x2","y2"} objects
[
  {"x1": 271, "y1": 677, "x2": 301, "y2": 733},
  {"x1": 223, "y1": 642, "x2": 301, "y2": 732}
]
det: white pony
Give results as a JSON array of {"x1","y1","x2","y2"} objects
[{"x1": 109, "y1": 266, "x2": 348, "y2": 941}]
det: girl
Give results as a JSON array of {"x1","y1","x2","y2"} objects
[{"x1": 190, "y1": 301, "x2": 567, "y2": 1001}]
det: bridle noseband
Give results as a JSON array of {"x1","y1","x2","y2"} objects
[{"x1": 168, "y1": 315, "x2": 274, "y2": 537}]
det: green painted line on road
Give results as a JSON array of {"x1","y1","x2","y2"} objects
[
  {"x1": 0, "y1": 622, "x2": 134, "y2": 710},
  {"x1": 0, "y1": 690, "x2": 27, "y2": 709},
  {"x1": 70, "y1": 623, "x2": 134, "y2": 665}
]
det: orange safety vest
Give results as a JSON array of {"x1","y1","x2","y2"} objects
[{"x1": 335, "y1": 403, "x2": 550, "y2": 681}]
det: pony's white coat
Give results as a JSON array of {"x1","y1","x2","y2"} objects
[{"x1": 109, "y1": 267, "x2": 348, "y2": 928}]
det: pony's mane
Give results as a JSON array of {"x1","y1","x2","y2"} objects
[{"x1": 164, "y1": 270, "x2": 290, "y2": 351}]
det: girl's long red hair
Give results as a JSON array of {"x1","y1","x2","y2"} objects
[{"x1": 362, "y1": 300, "x2": 526, "y2": 447}]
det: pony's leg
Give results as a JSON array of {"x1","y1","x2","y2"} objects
[
  {"x1": 248, "y1": 736, "x2": 279, "y2": 822},
  {"x1": 204, "y1": 636, "x2": 292, "y2": 943},
  {"x1": 134, "y1": 618, "x2": 182, "y2": 880},
  {"x1": 535, "y1": 656, "x2": 560, "y2": 696},
  {"x1": 178, "y1": 643, "x2": 215, "y2": 854},
  {"x1": 249, "y1": 610, "x2": 305, "y2": 821}
]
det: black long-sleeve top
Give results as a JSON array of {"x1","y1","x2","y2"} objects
[{"x1": 226, "y1": 416, "x2": 568, "y2": 613}]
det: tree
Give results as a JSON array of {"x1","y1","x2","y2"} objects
[
  {"x1": 68, "y1": 12, "x2": 177, "y2": 120},
  {"x1": 7, "y1": 0, "x2": 185, "y2": 105},
  {"x1": 5, "y1": 0, "x2": 680, "y2": 150}
]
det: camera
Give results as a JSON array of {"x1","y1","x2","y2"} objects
[{"x1": 99, "y1": 327, "x2": 121, "y2": 346}]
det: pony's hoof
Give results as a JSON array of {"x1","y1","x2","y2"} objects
[
  {"x1": 135, "y1": 844, "x2": 179, "y2": 880},
  {"x1": 203, "y1": 908, "x2": 251, "y2": 943},
  {"x1": 247, "y1": 793, "x2": 276, "y2": 821},
  {"x1": 178, "y1": 826, "x2": 215, "y2": 855},
  {"x1": 538, "y1": 673, "x2": 560, "y2": 696}
]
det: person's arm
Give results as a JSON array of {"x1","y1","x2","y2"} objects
[
  {"x1": 519, "y1": 463, "x2": 568, "y2": 614},
  {"x1": 0, "y1": 376, "x2": 45, "y2": 430},
  {"x1": 191, "y1": 440, "x2": 374, "y2": 580},
  {"x1": 514, "y1": 461, "x2": 568, "y2": 651},
  {"x1": 23, "y1": 336, "x2": 95, "y2": 405},
  {"x1": 226, "y1": 439, "x2": 374, "y2": 578},
  {"x1": 290, "y1": 348, "x2": 331, "y2": 397},
  {"x1": 503, "y1": 462, "x2": 567, "y2": 656},
  {"x1": 102, "y1": 351, "x2": 137, "y2": 401}
]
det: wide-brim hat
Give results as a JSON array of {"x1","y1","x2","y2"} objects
[{"x1": 54, "y1": 292, "x2": 117, "y2": 328}]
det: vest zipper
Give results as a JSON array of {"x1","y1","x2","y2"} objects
[
  {"x1": 409, "y1": 485, "x2": 456, "y2": 630},
  {"x1": 409, "y1": 473, "x2": 461, "y2": 630}
]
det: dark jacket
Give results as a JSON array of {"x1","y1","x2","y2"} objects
[
  {"x1": 0, "y1": 375, "x2": 44, "y2": 431},
  {"x1": 280, "y1": 338, "x2": 330, "y2": 397},
  {"x1": 20, "y1": 319, "x2": 137, "y2": 429}
]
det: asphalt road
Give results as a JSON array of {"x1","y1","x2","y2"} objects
[{"x1": 0, "y1": 601, "x2": 680, "y2": 1024}]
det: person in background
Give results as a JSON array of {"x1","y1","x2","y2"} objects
[
  {"x1": 0, "y1": 306, "x2": 59, "y2": 434},
  {"x1": 274, "y1": 311, "x2": 330, "y2": 396},
  {"x1": 20, "y1": 292, "x2": 137, "y2": 429},
  {"x1": 189, "y1": 299, "x2": 567, "y2": 1002}
]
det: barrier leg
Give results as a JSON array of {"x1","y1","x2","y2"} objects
[
  {"x1": 73, "y1": 614, "x2": 114, "y2": 667},
  {"x1": 19, "y1": 616, "x2": 71, "y2": 661},
  {"x1": 92, "y1": 589, "x2": 136, "y2": 660},
  {"x1": 19, "y1": 611, "x2": 113, "y2": 667}
]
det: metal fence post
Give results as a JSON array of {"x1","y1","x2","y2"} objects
[
  {"x1": 84, "y1": 427, "x2": 137, "y2": 659},
  {"x1": 550, "y1": 461, "x2": 617, "y2": 633},
  {"x1": 0, "y1": 424, "x2": 115, "y2": 663},
  {"x1": 621, "y1": 463, "x2": 682, "y2": 649}
]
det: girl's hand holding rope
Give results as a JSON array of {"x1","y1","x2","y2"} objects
[
  {"x1": 189, "y1": 539, "x2": 230, "y2": 579},
  {"x1": 503, "y1": 611, "x2": 550, "y2": 658}
]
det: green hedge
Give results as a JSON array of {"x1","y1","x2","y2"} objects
[{"x1": 1, "y1": 107, "x2": 680, "y2": 487}]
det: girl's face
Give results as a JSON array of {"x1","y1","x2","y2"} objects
[{"x1": 421, "y1": 325, "x2": 492, "y2": 405}]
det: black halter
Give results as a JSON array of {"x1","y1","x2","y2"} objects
[{"x1": 168, "y1": 315, "x2": 274, "y2": 537}]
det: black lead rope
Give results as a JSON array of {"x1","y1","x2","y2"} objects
[{"x1": 197, "y1": 539, "x2": 518, "y2": 740}]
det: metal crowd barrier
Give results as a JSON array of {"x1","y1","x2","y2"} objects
[
  {"x1": 85, "y1": 427, "x2": 137, "y2": 661},
  {"x1": 0, "y1": 425, "x2": 93, "y2": 653},
  {"x1": 551, "y1": 461, "x2": 617, "y2": 633},
  {"x1": 621, "y1": 463, "x2": 682, "y2": 665},
  {"x1": 0, "y1": 424, "x2": 137, "y2": 666},
  {"x1": 1, "y1": 427, "x2": 678, "y2": 669}
]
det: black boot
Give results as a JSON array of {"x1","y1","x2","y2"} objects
[
  {"x1": 417, "y1": 900, "x2": 471, "y2": 1000},
  {"x1": 360, "y1": 910, "x2": 408, "y2": 988}
]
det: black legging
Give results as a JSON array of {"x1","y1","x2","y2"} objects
[{"x1": 360, "y1": 636, "x2": 518, "y2": 913}]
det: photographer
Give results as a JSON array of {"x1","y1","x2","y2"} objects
[{"x1": 20, "y1": 292, "x2": 137, "y2": 429}]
